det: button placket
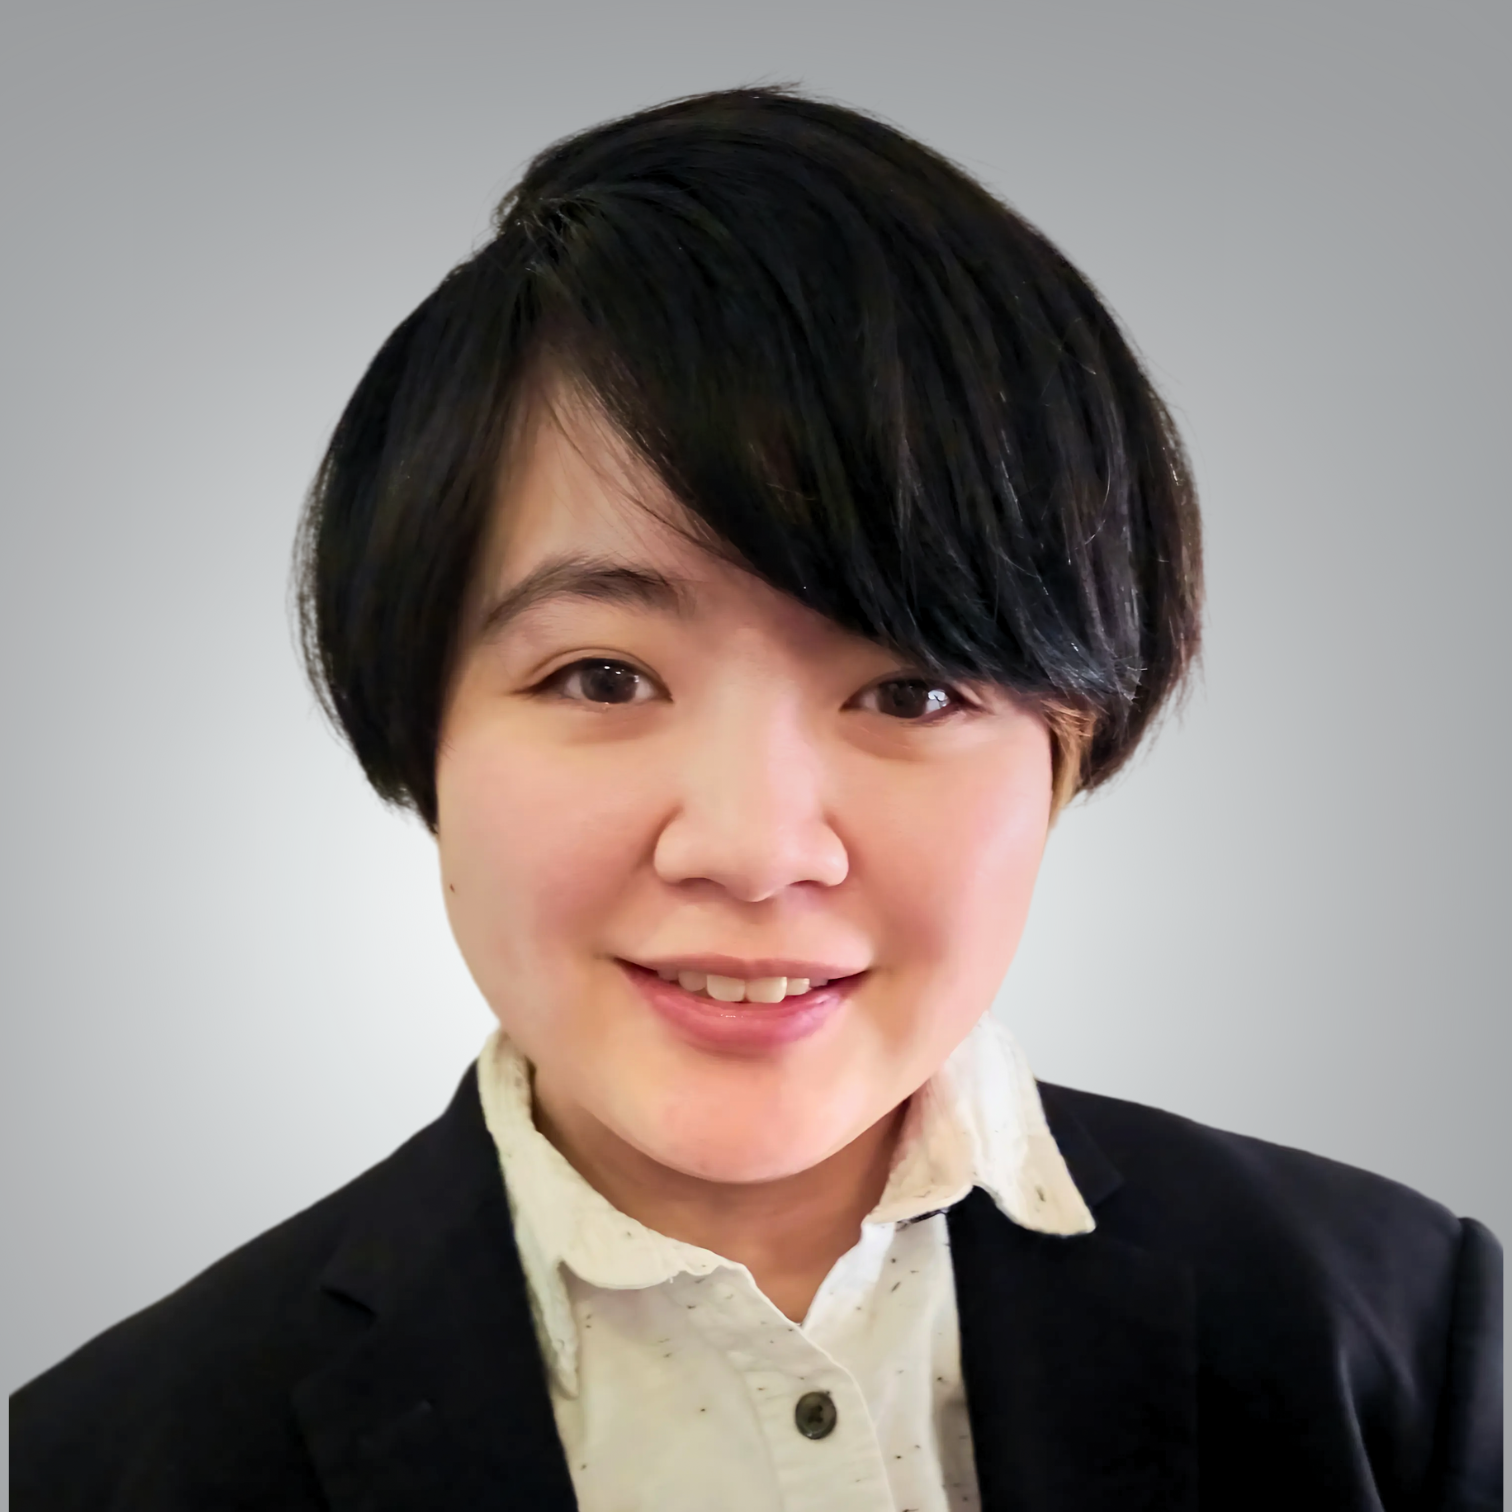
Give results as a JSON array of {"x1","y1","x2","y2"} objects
[
  {"x1": 763, "y1": 1374, "x2": 895, "y2": 1512},
  {"x1": 680, "y1": 1269, "x2": 896, "y2": 1508}
]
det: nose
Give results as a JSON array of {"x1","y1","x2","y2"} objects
[{"x1": 652, "y1": 692, "x2": 849, "y2": 902}]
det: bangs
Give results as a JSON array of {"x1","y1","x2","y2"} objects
[
  {"x1": 511, "y1": 100, "x2": 1192, "y2": 721},
  {"x1": 297, "y1": 87, "x2": 1201, "y2": 828}
]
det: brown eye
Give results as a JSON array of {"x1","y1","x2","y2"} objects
[
  {"x1": 865, "y1": 678, "x2": 962, "y2": 721},
  {"x1": 552, "y1": 659, "x2": 653, "y2": 705}
]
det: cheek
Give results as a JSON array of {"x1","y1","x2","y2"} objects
[
  {"x1": 864, "y1": 739, "x2": 1051, "y2": 992},
  {"x1": 436, "y1": 726, "x2": 648, "y2": 992}
]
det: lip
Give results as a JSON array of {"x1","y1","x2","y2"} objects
[
  {"x1": 618, "y1": 959, "x2": 860, "y2": 1054},
  {"x1": 628, "y1": 954, "x2": 865, "y2": 982}
]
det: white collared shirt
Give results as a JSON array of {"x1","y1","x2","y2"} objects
[{"x1": 475, "y1": 1012, "x2": 1092, "y2": 1512}]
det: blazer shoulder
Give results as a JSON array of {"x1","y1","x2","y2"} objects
[
  {"x1": 1036, "y1": 1083, "x2": 1503, "y2": 1505},
  {"x1": 10, "y1": 1066, "x2": 489, "y2": 1507},
  {"x1": 1037, "y1": 1078, "x2": 1494, "y2": 1348},
  {"x1": 1040, "y1": 1078, "x2": 1475, "y2": 1247}
]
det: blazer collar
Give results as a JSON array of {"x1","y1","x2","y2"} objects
[
  {"x1": 290, "y1": 1068, "x2": 1193, "y2": 1512},
  {"x1": 948, "y1": 1085, "x2": 1199, "y2": 1512}
]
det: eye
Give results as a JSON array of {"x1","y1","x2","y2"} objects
[
  {"x1": 857, "y1": 676, "x2": 973, "y2": 722},
  {"x1": 537, "y1": 658, "x2": 659, "y2": 706}
]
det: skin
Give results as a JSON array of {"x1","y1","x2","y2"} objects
[{"x1": 436, "y1": 388, "x2": 1055, "y2": 1322}]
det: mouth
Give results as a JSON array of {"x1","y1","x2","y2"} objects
[
  {"x1": 615, "y1": 958, "x2": 865, "y2": 1051},
  {"x1": 639, "y1": 967, "x2": 829, "y2": 1004},
  {"x1": 618, "y1": 954, "x2": 867, "y2": 1003}
]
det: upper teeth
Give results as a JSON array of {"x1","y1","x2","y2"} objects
[{"x1": 654, "y1": 969, "x2": 827, "y2": 1001}]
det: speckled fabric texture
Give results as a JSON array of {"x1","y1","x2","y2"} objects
[{"x1": 476, "y1": 1013, "x2": 1091, "y2": 1512}]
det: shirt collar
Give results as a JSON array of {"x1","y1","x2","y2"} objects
[{"x1": 474, "y1": 1012, "x2": 1093, "y2": 1397}]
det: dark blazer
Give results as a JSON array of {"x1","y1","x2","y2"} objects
[{"x1": 10, "y1": 1069, "x2": 1502, "y2": 1511}]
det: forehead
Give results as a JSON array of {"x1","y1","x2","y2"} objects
[
  {"x1": 489, "y1": 388, "x2": 705, "y2": 580},
  {"x1": 477, "y1": 387, "x2": 852, "y2": 659}
]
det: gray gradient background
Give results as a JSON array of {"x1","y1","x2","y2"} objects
[{"x1": 3, "y1": 0, "x2": 1507, "y2": 1426}]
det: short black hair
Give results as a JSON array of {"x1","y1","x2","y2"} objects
[{"x1": 295, "y1": 85, "x2": 1202, "y2": 831}]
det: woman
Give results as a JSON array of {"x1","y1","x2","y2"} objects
[{"x1": 11, "y1": 86, "x2": 1500, "y2": 1511}]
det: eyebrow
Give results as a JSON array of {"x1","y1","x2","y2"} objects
[{"x1": 477, "y1": 554, "x2": 698, "y2": 640}]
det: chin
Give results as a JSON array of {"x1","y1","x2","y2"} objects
[
  {"x1": 633, "y1": 1113, "x2": 833, "y2": 1186},
  {"x1": 661, "y1": 1144, "x2": 818, "y2": 1186}
]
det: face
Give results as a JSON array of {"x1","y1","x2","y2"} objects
[{"x1": 436, "y1": 392, "x2": 1054, "y2": 1185}]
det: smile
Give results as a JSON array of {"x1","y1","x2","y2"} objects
[
  {"x1": 617, "y1": 959, "x2": 864, "y2": 1051},
  {"x1": 652, "y1": 969, "x2": 825, "y2": 1003}
]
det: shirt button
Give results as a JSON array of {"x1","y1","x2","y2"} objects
[{"x1": 793, "y1": 1389, "x2": 838, "y2": 1440}]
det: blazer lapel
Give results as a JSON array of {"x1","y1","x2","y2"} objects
[
  {"x1": 949, "y1": 1091, "x2": 1198, "y2": 1512},
  {"x1": 291, "y1": 1069, "x2": 579, "y2": 1512}
]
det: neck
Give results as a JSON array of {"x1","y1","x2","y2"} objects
[{"x1": 530, "y1": 1080, "x2": 907, "y2": 1323}]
